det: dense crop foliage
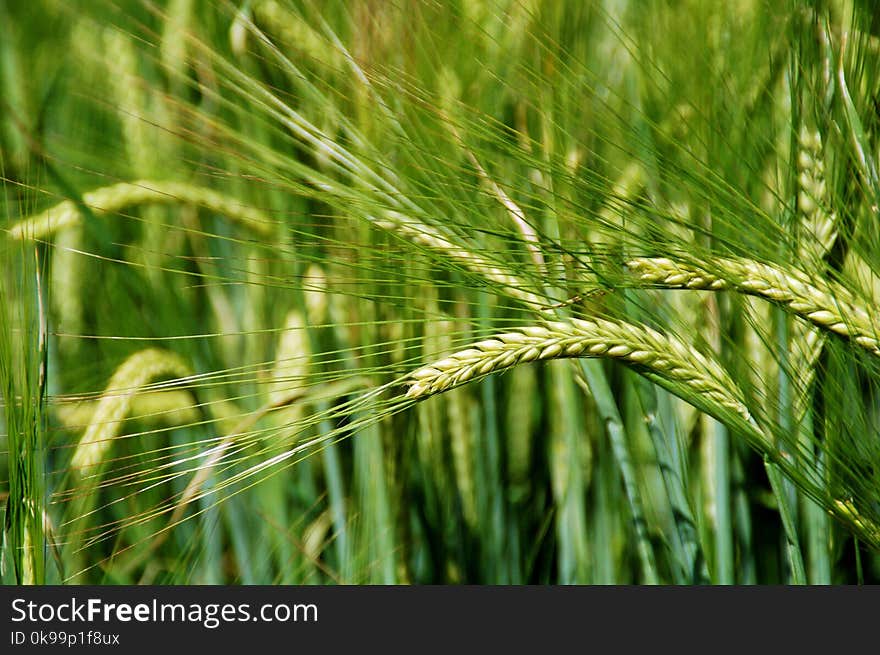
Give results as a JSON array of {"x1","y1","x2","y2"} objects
[{"x1": 2, "y1": 0, "x2": 880, "y2": 584}]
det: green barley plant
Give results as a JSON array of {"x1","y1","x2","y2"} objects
[{"x1": 2, "y1": 0, "x2": 880, "y2": 584}]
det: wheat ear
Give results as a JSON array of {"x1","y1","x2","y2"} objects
[
  {"x1": 8, "y1": 180, "x2": 274, "y2": 241},
  {"x1": 627, "y1": 257, "x2": 880, "y2": 357},
  {"x1": 404, "y1": 317, "x2": 880, "y2": 549},
  {"x1": 56, "y1": 389, "x2": 199, "y2": 430},
  {"x1": 797, "y1": 127, "x2": 837, "y2": 265},
  {"x1": 405, "y1": 317, "x2": 751, "y2": 423},
  {"x1": 834, "y1": 499, "x2": 880, "y2": 545},
  {"x1": 789, "y1": 125, "x2": 835, "y2": 423},
  {"x1": 70, "y1": 348, "x2": 192, "y2": 475},
  {"x1": 376, "y1": 210, "x2": 546, "y2": 310},
  {"x1": 250, "y1": 1, "x2": 344, "y2": 69}
]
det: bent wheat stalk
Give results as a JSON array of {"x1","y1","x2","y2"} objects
[
  {"x1": 627, "y1": 257, "x2": 880, "y2": 357},
  {"x1": 70, "y1": 348, "x2": 193, "y2": 476},
  {"x1": 8, "y1": 180, "x2": 275, "y2": 240},
  {"x1": 405, "y1": 317, "x2": 752, "y2": 424},
  {"x1": 404, "y1": 317, "x2": 880, "y2": 550},
  {"x1": 63, "y1": 347, "x2": 192, "y2": 582}
]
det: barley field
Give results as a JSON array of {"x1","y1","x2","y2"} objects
[{"x1": 2, "y1": 0, "x2": 880, "y2": 584}]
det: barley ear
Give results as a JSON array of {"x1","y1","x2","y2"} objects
[
  {"x1": 796, "y1": 127, "x2": 837, "y2": 265},
  {"x1": 8, "y1": 180, "x2": 275, "y2": 241},
  {"x1": 70, "y1": 348, "x2": 192, "y2": 476},
  {"x1": 626, "y1": 256, "x2": 880, "y2": 358},
  {"x1": 405, "y1": 317, "x2": 753, "y2": 429}
]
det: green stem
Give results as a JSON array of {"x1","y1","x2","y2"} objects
[
  {"x1": 712, "y1": 420, "x2": 734, "y2": 584},
  {"x1": 577, "y1": 360, "x2": 659, "y2": 584}
]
